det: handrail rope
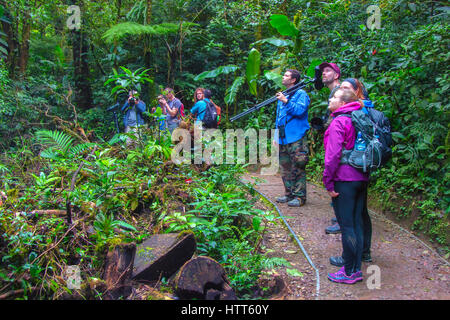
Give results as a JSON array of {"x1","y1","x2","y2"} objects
[{"x1": 239, "y1": 179, "x2": 321, "y2": 300}]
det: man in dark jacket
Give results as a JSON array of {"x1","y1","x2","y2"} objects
[{"x1": 319, "y1": 62, "x2": 343, "y2": 235}]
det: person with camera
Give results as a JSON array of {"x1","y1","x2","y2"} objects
[
  {"x1": 316, "y1": 62, "x2": 343, "y2": 235},
  {"x1": 151, "y1": 95, "x2": 168, "y2": 131},
  {"x1": 274, "y1": 69, "x2": 311, "y2": 207},
  {"x1": 161, "y1": 87, "x2": 182, "y2": 133},
  {"x1": 121, "y1": 90, "x2": 146, "y2": 146}
]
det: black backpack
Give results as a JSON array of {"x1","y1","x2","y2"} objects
[
  {"x1": 338, "y1": 107, "x2": 392, "y2": 173},
  {"x1": 202, "y1": 100, "x2": 218, "y2": 129}
]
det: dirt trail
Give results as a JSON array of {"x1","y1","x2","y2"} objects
[{"x1": 244, "y1": 173, "x2": 450, "y2": 300}]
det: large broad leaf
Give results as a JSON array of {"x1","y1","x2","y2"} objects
[
  {"x1": 264, "y1": 71, "x2": 283, "y2": 89},
  {"x1": 253, "y1": 37, "x2": 294, "y2": 48},
  {"x1": 306, "y1": 59, "x2": 323, "y2": 78},
  {"x1": 225, "y1": 76, "x2": 244, "y2": 105},
  {"x1": 269, "y1": 14, "x2": 299, "y2": 38},
  {"x1": 246, "y1": 48, "x2": 261, "y2": 97},
  {"x1": 194, "y1": 65, "x2": 239, "y2": 81}
]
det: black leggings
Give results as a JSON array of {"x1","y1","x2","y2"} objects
[{"x1": 332, "y1": 181, "x2": 368, "y2": 275}]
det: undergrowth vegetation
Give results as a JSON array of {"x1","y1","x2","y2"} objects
[
  {"x1": 0, "y1": 129, "x2": 290, "y2": 299},
  {"x1": 0, "y1": 0, "x2": 449, "y2": 299}
]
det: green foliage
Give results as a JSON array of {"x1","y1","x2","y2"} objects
[
  {"x1": 269, "y1": 14, "x2": 299, "y2": 38},
  {"x1": 104, "y1": 66, "x2": 153, "y2": 98},
  {"x1": 102, "y1": 21, "x2": 197, "y2": 43},
  {"x1": 246, "y1": 48, "x2": 261, "y2": 97},
  {"x1": 35, "y1": 130, "x2": 95, "y2": 160},
  {"x1": 193, "y1": 65, "x2": 239, "y2": 82},
  {"x1": 0, "y1": 5, "x2": 8, "y2": 60}
]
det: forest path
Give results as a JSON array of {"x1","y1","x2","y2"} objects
[{"x1": 243, "y1": 173, "x2": 450, "y2": 300}]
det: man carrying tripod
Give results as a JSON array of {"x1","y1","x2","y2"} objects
[{"x1": 275, "y1": 69, "x2": 311, "y2": 207}]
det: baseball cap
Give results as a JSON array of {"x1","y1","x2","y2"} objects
[{"x1": 319, "y1": 62, "x2": 341, "y2": 79}]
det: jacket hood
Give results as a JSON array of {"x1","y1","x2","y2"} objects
[{"x1": 331, "y1": 101, "x2": 362, "y2": 117}]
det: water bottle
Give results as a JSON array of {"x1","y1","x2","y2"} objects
[{"x1": 355, "y1": 131, "x2": 366, "y2": 151}]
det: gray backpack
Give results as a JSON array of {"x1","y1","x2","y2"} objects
[{"x1": 337, "y1": 108, "x2": 391, "y2": 173}]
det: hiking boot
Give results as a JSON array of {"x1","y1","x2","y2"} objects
[
  {"x1": 362, "y1": 252, "x2": 372, "y2": 262},
  {"x1": 329, "y1": 255, "x2": 345, "y2": 267},
  {"x1": 328, "y1": 267, "x2": 361, "y2": 284},
  {"x1": 287, "y1": 198, "x2": 306, "y2": 207},
  {"x1": 325, "y1": 222, "x2": 341, "y2": 234},
  {"x1": 331, "y1": 217, "x2": 337, "y2": 224},
  {"x1": 275, "y1": 196, "x2": 293, "y2": 203},
  {"x1": 330, "y1": 255, "x2": 371, "y2": 266}
]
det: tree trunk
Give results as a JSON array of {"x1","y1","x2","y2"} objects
[
  {"x1": 103, "y1": 243, "x2": 136, "y2": 300},
  {"x1": 70, "y1": 0, "x2": 93, "y2": 109},
  {"x1": 18, "y1": 4, "x2": 31, "y2": 77},
  {"x1": 1, "y1": 2, "x2": 18, "y2": 78},
  {"x1": 173, "y1": 256, "x2": 237, "y2": 300},
  {"x1": 72, "y1": 28, "x2": 93, "y2": 109},
  {"x1": 143, "y1": 0, "x2": 154, "y2": 98}
]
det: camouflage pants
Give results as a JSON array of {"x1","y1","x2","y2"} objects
[{"x1": 279, "y1": 137, "x2": 309, "y2": 200}]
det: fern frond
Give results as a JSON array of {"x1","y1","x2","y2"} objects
[
  {"x1": 102, "y1": 22, "x2": 198, "y2": 43},
  {"x1": 39, "y1": 148, "x2": 60, "y2": 160},
  {"x1": 36, "y1": 130, "x2": 74, "y2": 156},
  {"x1": 69, "y1": 143, "x2": 96, "y2": 157}
]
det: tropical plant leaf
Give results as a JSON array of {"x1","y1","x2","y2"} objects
[
  {"x1": 194, "y1": 65, "x2": 239, "y2": 81},
  {"x1": 264, "y1": 70, "x2": 283, "y2": 89},
  {"x1": 115, "y1": 220, "x2": 137, "y2": 232},
  {"x1": 246, "y1": 48, "x2": 261, "y2": 97},
  {"x1": 69, "y1": 143, "x2": 95, "y2": 157},
  {"x1": 254, "y1": 37, "x2": 294, "y2": 48},
  {"x1": 269, "y1": 14, "x2": 299, "y2": 38},
  {"x1": 225, "y1": 76, "x2": 244, "y2": 105},
  {"x1": 306, "y1": 59, "x2": 322, "y2": 78},
  {"x1": 36, "y1": 130, "x2": 74, "y2": 156}
]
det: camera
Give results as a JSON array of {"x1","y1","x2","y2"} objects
[
  {"x1": 129, "y1": 97, "x2": 137, "y2": 106},
  {"x1": 278, "y1": 125, "x2": 286, "y2": 139},
  {"x1": 311, "y1": 114, "x2": 329, "y2": 132}
]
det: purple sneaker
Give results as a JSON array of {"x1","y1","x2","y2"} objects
[
  {"x1": 353, "y1": 270, "x2": 363, "y2": 282},
  {"x1": 328, "y1": 267, "x2": 361, "y2": 284}
]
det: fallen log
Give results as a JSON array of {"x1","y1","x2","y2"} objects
[
  {"x1": 103, "y1": 243, "x2": 136, "y2": 300},
  {"x1": 30, "y1": 210, "x2": 67, "y2": 216},
  {"x1": 173, "y1": 256, "x2": 237, "y2": 300},
  {"x1": 132, "y1": 232, "x2": 196, "y2": 282}
]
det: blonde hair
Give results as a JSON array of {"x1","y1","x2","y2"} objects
[
  {"x1": 334, "y1": 88, "x2": 363, "y2": 107},
  {"x1": 194, "y1": 87, "x2": 205, "y2": 103}
]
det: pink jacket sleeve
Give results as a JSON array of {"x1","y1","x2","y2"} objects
[{"x1": 323, "y1": 119, "x2": 347, "y2": 191}]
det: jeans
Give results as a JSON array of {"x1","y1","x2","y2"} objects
[{"x1": 332, "y1": 180, "x2": 368, "y2": 275}]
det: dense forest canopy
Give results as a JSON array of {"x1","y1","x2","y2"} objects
[{"x1": 0, "y1": 0, "x2": 448, "y2": 299}]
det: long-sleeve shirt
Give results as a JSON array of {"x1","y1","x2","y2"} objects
[{"x1": 275, "y1": 89, "x2": 310, "y2": 145}]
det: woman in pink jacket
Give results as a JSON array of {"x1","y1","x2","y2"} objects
[{"x1": 324, "y1": 88, "x2": 369, "y2": 284}]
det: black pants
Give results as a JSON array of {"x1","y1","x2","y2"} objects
[
  {"x1": 333, "y1": 198, "x2": 372, "y2": 255},
  {"x1": 332, "y1": 181, "x2": 368, "y2": 275}
]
